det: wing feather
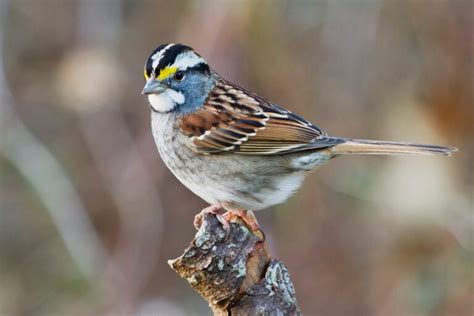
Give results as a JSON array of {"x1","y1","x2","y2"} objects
[{"x1": 179, "y1": 79, "x2": 343, "y2": 155}]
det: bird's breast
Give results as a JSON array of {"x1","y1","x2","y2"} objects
[{"x1": 151, "y1": 111, "x2": 311, "y2": 210}]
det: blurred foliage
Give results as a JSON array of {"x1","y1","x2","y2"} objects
[{"x1": 0, "y1": 0, "x2": 472, "y2": 315}]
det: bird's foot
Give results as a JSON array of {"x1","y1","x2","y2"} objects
[
  {"x1": 194, "y1": 206, "x2": 263, "y2": 240},
  {"x1": 194, "y1": 203, "x2": 229, "y2": 230},
  {"x1": 223, "y1": 210, "x2": 260, "y2": 232}
]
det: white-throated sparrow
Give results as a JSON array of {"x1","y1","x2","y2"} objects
[{"x1": 142, "y1": 43, "x2": 456, "y2": 230}]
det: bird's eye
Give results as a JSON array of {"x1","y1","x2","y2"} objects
[{"x1": 174, "y1": 71, "x2": 185, "y2": 81}]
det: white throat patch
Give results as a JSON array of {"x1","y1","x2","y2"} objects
[{"x1": 148, "y1": 89, "x2": 185, "y2": 113}]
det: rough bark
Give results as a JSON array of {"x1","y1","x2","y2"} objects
[{"x1": 168, "y1": 212, "x2": 301, "y2": 315}]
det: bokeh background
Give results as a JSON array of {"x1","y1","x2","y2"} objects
[{"x1": 0, "y1": 0, "x2": 472, "y2": 315}]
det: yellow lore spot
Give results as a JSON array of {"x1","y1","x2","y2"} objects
[
  {"x1": 158, "y1": 66, "x2": 178, "y2": 81},
  {"x1": 144, "y1": 68, "x2": 149, "y2": 80}
]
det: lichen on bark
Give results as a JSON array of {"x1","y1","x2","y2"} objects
[{"x1": 168, "y1": 212, "x2": 300, "y2": 315}]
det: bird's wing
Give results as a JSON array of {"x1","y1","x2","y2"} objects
[{"x1": 179, "y1": 80, "x2": 344, "y2": 155}]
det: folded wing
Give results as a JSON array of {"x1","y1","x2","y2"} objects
[{"x1": 179, "y1": 80, "x2": 343, "y2": 155}]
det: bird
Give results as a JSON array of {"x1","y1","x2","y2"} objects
[{"x1": 142, "y1": 43, "x2": 456, "y2": 231}]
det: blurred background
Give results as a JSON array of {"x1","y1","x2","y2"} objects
[{"x1": 0, "y1": 0, "x2": 472, "y2": 315}]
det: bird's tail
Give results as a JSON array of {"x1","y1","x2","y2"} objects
[{"x1": 329, "y1": 138, "x2": 457, "y2": 156}]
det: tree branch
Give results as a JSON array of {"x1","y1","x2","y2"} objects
[{"x1": 168, "y1": 212, "x2": 301, "y2": 315}]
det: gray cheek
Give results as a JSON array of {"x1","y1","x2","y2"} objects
[{"x1": 178, "y1": 77, "x2": 213, "y2": 113}]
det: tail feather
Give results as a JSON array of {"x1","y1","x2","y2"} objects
[{"x1": 329, "y1": 138, "x2": 457, "y2": 156}]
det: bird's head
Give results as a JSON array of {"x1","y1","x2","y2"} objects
[{"x1": 142, "y1": 43, "x2": 214, "y2": 114}]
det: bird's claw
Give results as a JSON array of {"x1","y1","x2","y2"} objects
[
  {"x1": 194, "y1": 206, "x2": 263, "y2": 240},
  {"x1": 193, "y1": 203, "x2": 229, "y2": 230}
]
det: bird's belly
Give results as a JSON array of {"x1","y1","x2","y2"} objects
[
  {"x1": 152, "y1": 113, "x2": 306, "y2": 210},
  {"x1": 161, "y1": 147, "x2": 305, "y2": 210}
]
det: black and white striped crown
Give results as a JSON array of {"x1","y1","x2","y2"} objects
[{"x1": 144, "y1": 43, "x2": 209, "y2": 80}]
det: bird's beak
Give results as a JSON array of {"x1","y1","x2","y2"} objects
[{"x1": 142, "y1": 79, "x2": 166, "y2": 95}]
